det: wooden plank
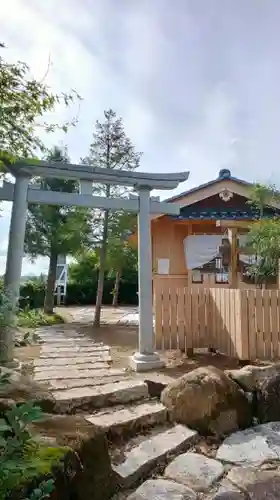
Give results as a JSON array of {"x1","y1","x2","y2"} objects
[
  {"x1": 216, "y1": 220, "x2": 252, "y2": 229},
  {"x1": 270, "y1": 290, "x2": 278, "y2": 359},
  {"x1": 225, "y1": 289, "x2": 231, "y2": 356},
  {"x1": 191, "y1": 288, "x2": 199, "y2": 348},
  {"x1": 205, "y1": 288, "x2": 212, "y2": 349},
  {"x1": 210, "y1": 289, "x2": 217, "y2": 350},
  {"x1": 155, "y1": 287, "x2": 163, "y2": 350},
  {"x1": 228, "y1": 290, "x2": 235, "y2": 357},
  {"x1": 263, "y1": 290, "x2": 271, "y2": 360},
  {"x1": 247, "y1": 290, "x2": 257, "y2": 360},
  {"x1": 198, "y1": 288, "x2": 206, "y2": 347},
  {"x1": 162, "y1": 288, "x2": 170, "y2": 351},
  {"x1": 215, "y1": 288, "x2": 223, "y2": 354},
  {"x1": 255, "y1": 290, "x2": 265, "y2": 359},
  {"x1": 240, "y1": 290, "x2": 250, "y2": 360},
  {"x1": 169, "y1": 288, "x2": 178, "y2": 349},
  {"x1": 184, "y1": 288, "x2": 192, "y2": 350},
  {"x1": 177, "y1": 288, "x2": 185, "y2": 351},
  {"x1": 234, "y1": 290, "x2": 242, "y2": 358}
]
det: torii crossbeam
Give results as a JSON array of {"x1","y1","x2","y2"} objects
[{"x1": 0, "y1": 160, "x2": 189, "y2": 371}]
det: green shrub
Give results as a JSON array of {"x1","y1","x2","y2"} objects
[
  {"x1": 0, "y1": 371, "x2": 67, "y2": 500},
  {"x1": 17, "y1": 309, "x2": 64, "y2": 329}
]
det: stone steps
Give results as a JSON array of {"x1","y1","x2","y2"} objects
[
  {"x1": 47, "y1": 371, "x2": 129, "y2": 390},
  {"x1": 34, "y1": 356, "x2": 112, "y2": 368},
  {"x1": 35, "y1": 368, "x2": 122, "y2": 382},
  {"x1": 112, "y1": 424, "x2": 198, "y2": 488},
  {"x1": 85, "y1": 400, "x2": 168, "y2": 437},
  {"x1": 52, "y1": 379, "x2": 149, "y2": 413}
]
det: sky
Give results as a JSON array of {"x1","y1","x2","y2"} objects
[{"x1": 1, "y1": 0, "x2": 280, "y2": 275}]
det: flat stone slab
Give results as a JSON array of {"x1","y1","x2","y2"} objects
[
  {"x1": 35, "y1": 368, "x2": 118, "y2": 382},
  {"x1": 113, "y1": 424, "x2": 198, "y2": 488},
  {"x1": 128, "y1": 479, "x2": 197, "y2": 500},
  {"x1": 86, "y1": 401, "x2": 167, "y2": 436},
  {"x1": 53, "y1": 379, "x2": 149, "y2": 413},
  {"x1": 34, "y1": 362, "x2": 109, "y2": 375},
  {"x1": 48, "y1": 372, "x2": 127, "y2": 390},
  {"x1": 34, "y1": 355, "x2": 112, "y2": 367},
  {"x1": 39, "y1": 348, "x2": 110, "y2": 358},
  {"x1": 164, "y1": 452, "x2": 224, "y2": 492},
  {"x1": 41, "y1": 345, "x2": 109, "y2": 354},
  {"x1": 40, "y1": 340, "x2": 104, "y2": 347},
  {"x1": 216, "y1": 422, "x2": 280, "y2": 466},
  {"x1": 226, "y1": 465, "x2": 280, "y2": 500}
]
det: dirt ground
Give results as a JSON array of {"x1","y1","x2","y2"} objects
[
  {"x1": 77, "y1": 323, "x2": 243, "y2": 376},
  {"x1": 14, "y1": 321, "x2": 261, "y2": 378}
]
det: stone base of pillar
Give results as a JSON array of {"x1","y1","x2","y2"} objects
[{"x1": 130, "y1": 352, "x2": 165, "y2": 372}]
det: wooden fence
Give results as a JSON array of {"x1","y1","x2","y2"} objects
[{"x1": 154, "y1": 287, "x2": 280, "y2": 361}]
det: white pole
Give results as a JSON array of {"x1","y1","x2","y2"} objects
[
  {"x1": 1, "y1": 174, "x2": 29, "y2": 364},
  {"x1": 130, "y1": 187, "x2": 164, "y2": 371}
]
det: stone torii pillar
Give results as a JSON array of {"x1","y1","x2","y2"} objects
[
  {"x1": 0, "y1": 160, "x2": 189, "y2": 369},
  {"x1": 130, "y1": 187, "x2": 161, "y2": 371}
]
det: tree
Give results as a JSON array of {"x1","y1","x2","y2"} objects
[
  {"x1": 24, "y1": 146, "x2": 93, "y2": 313},
  {"x1": 106, "y1": 212, "x2": 137, "y2": 306},
  {"x1": 245, "y1": 183, "x2": 280, "y2": 284},
  {"x1": 69, "y1": 251, "x2": 99, "y2": 286},
  {"x1": 82, "y1": 109, "x2": 141, "y2": 326},
  {"x1": 0, "y1": 43, "x2": 78, "y2": 165}
]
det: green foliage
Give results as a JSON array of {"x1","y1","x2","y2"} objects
[
  {"x1": 17, "y1": 309, "x2": 64, "y2": 329},
  {"x1": 246, "y1": 182, "x2": 280, "y2": 282},
  {"x1": 24, "y1": 146, "x2": 93, "y2": 260},
  {"x1": 246, "y1": 218, "x2": 280, "y2": 282},
  {"x1": 69, "y1": 251, "x2": 99, "y2": 286},
  {"x1": 0, "y1": 43, "x2": 79, "y2": 165},
  {"x1": 248, "y1": 183, "x2": 279, "y2": 217},
  {"x1": 0, "y1": 290, "x2": 16, "y2": 328},
  {"x1": 82, "y1": 109, "x2": 142, "y2": 324},
  {"x1": 0, "y1": 370, "x2": 68, "y2": 500}
]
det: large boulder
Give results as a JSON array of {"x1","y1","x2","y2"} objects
[
  {"x1": 257, "y1": 373, "x2": 280, "y2": 423},
  {"x1": 226, "y1": 364, "x2": 280, "y2": 392},
  {"x1": 160, "y1": 366, "x2": 252, "y2": 436},
  {"x1": 0, "y1": 366, "x2": 55, "y2": 412},
  {"x1": 31, "y1": 414, "x2": 117, "y2": 500}
]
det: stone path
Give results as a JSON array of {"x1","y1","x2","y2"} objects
[{"x1": 34, "y1": 325, "x2": 280, "y2": 499}]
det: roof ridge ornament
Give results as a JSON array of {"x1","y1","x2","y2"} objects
[
  {"x1": 219, "y1": 168, "x2": 231, "y2": 179},
  {"x1": 219, "y1": 189, "x2": 233, "y2": 202}
]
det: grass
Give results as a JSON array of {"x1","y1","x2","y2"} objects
[{"x1": 17, "y1": 309, "x2": 64, "y2": 329}]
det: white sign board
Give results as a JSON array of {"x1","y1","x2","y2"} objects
[{"x1": 157, "y1": 258, "x2": 170, "y2": 275}]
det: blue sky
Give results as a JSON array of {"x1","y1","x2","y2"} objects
[{"x1": 1, "y1": 0, "x2": 280, "y2": 275}]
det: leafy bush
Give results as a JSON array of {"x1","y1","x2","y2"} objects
[
  {"x1": 17, "y1": 309, "x2": 64, "y2": 329},
  {"x1": 0, "y1": 370, "x2": 67, "y2": 500}
]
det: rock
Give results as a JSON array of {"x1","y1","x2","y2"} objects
[
  {"x1": 211, "y1": 478, "x2": 245, "y2": 499},
  {"x1": 226, "y1": 364, "x2": 280, "y2": 392},
  {"x1": 216, "y1": 422, "x2": 280, "y2": 465},
  {"x1": 227, "y1": 465, "x2": 280, "y2": 499},
  {"x1": 0, "y1": 366, "x2": 55, "y2": 412},
  {"x1": 161, "y1": 366, "x2": 252, "y2": 436},
  {"x1": 113, "y1": 424, "x2": 198, "y2": 488},
  {"x1": 257, "y1": 373, "x2": 280, "y2": 423},
  {"x1": 31, "y1": 414, "x2": 117, "y2": 500},
  {"x1": 164, "y1": 452, "x2": 224, "y2": 492},
  {"x1": 128, "y1": 479, "x2": 197, "y2": 500}
]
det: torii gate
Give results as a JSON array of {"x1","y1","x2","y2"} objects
[{"x1": 0, "y1": 160, "x2": 189, "y2": 370}]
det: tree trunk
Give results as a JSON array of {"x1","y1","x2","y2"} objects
[
  {"x1": 112, "y1": 270, "x2": 121, "y2": 307},
  {"x1": 93, "y1": 210, "x2": 109, "y2": 327},
  {"x1": 44, "y1": 250, "x2": 58, "y2": 314}
]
